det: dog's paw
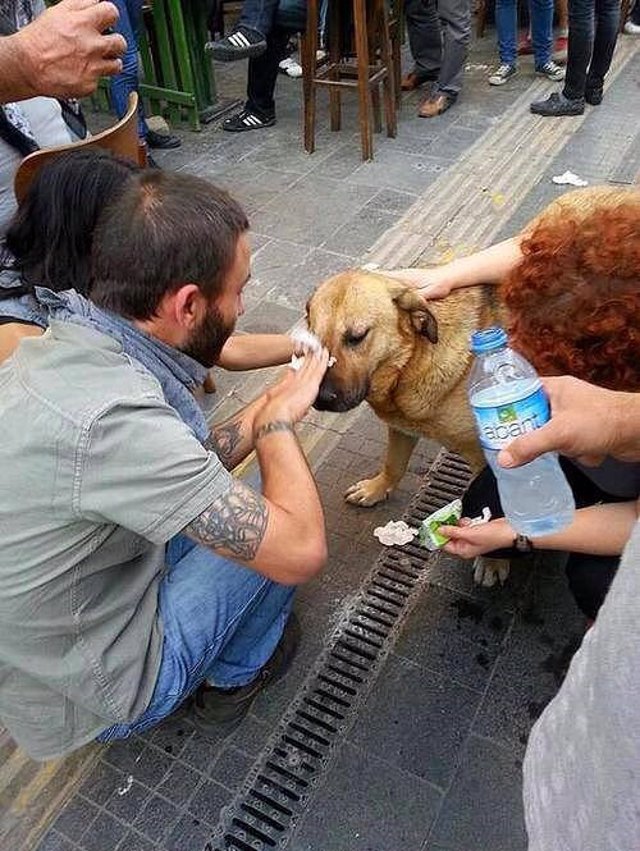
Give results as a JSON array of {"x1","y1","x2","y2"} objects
[
  {"x1": 473, "y1": 557, "x2": 510, "y2": 588},
  {"x1": 344, "y1": 475, "x2": 391, "y2": 507}
]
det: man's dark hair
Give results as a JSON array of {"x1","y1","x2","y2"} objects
[
  {"x1": 5, "y1": 149, "x2": 139, "y2": 294},
  {"x1": 90, "y1": 171, "x2": 249, "y2": 320}
]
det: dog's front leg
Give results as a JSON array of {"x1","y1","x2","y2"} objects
[{"x1": 345, "y1": 427, "x2": 419, "y2": 507}]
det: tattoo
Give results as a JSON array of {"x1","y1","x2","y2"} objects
[
  {"x1": 185, "y1": 480, "x2": 268, "y2": 561},
  {"x1": 211, "y1": 418, "x2": 243, "y2": 467},
  {"x1": 254, "y1": 420, "x2": 295, "y2": 443}
]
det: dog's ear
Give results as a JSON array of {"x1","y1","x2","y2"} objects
[{"x1": 393, "y1": 289, "x2": 439, "y2": 344}]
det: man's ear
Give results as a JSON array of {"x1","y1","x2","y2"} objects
[
  {"x1": 169, "y1": 284, "x2": 205, "y2": 330},
  {"x1": 393, "y1": 288, "x2": 439, "y2": 344}
]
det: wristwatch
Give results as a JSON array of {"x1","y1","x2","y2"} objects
[{"x1": 513, "y1": 534, "x2": 534, "y2": 553}]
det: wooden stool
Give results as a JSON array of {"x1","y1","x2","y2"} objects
[{"x1": 301, "y1": 0, "x2": 397, "y2": 162}]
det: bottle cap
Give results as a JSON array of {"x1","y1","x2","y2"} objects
[{"x1": 469, "y1": 326, "x2": 508, "y2": 354}]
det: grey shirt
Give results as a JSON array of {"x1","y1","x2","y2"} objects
[
  {"x1": 0, "y1": 321, "x2": 233, "y2": 759},
  {"x1": 523, "y1": 520, "x2": 640, "y2": 850}
]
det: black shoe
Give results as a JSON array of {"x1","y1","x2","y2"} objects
[
  {"x1": 192, "y1": 613, "x2": 301, "y2": 737},
  {"x1": 585, "y1": 80, "x2": 604, "y2": 105},
  {"x1": 146, "y1": 128, "x2": 182, "y2": 149},
  {"x1": 222, "y1": 108, "x2": 275, "y2": 132},
  {"x1": 206, "y1": 26, "x2": 267, "y2": 62},
  {"x1": 530, "y1": 91, "x2": 585, "y2": 116}
]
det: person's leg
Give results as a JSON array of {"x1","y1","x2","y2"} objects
[
  {"x1": 565, "y1": 554, "x2": 619, "y2": 620},
  {"x1": 553, "y1": 0, "x2": 569, "y2": 61},
  {"x1": 110, "y1": 0, "x2": 147, "y2": 141},
  {"x1": 434, "y1": 0, "x2": 472, "y2": 98},
  {"x1": 632, "y1": 0, "x2": 640, "y2": 24},
  {"x1": 403, "y1": 0, "x2": 443, "y2": 86},
  {"x1": 530, "y1": 0, "x2": 554, "y2": 66},
  {"x1": 206, "y1": 0, "x2": 280, "y2": 60},
  {"x1": 563, "y1": 0, "x2": 596, "y2": 98},
  {"x1": 98, "y1": 534, "x2": 296, "y2": 741},
  {"x1": 237, "y1": 0, "x2": 280, "y2": 35},
  {"x1": 584, "y1": 0, "x2": 620, "y2": 101},
  {"x1": 489, "y1": 0, "x2": 519, "y2": 84}
]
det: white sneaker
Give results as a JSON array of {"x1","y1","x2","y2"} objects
[
  {"x1": 489, "y1": 63, "x2": 518, "y2": 86},
  {"x1": 536, "y1": 60, "x2": 566, "y2": 82},
  {"x1": 624, "y1": 20, "x2": 640, "y2": 34}
]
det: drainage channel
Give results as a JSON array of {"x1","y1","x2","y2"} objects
[{"x1": 212, "y1": 450, "x2": 472, "y2": 851}]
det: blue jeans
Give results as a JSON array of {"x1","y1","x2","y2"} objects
[
  {"x1": 563, "y1": 0, "x2": 620, "y2": 99},
  {"x1": 495, "y1": 0, "x2": 553, "y2": 66},
  {"x1": 110, "y1": 0, "x2": 148, "y2": 140},
  {"x1": 98, "y1": 534, "x2": 295, "y2": 741},
  {"x1": 239, "y1": 0, "x2": 279, "y2": 35}
]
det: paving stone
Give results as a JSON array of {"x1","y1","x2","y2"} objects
[
  {"x1": 429, "y1": 735, "x2": 527, "y2": 851},
  {"x1": 364, "y1": 187, "x2": 419, "y2": 214},
  {"x1": 106, "y1": 779, "x2": 151, "y2": 822},
  {"x1": 349, "y1": 655, "x2": 481, "y2": 788},
  {"x1": 179, "y1": 727, "x2": 228, "y2": 774},
  {"x1": 128, "y1": 746, "x2": 175, "y2": 790},
  {"x1": 102, "y1": 739, "x2": 146, "y2": 775},
  {"x1": 149, "y1": 716, "x2": 194, "y2": 760},
  {"x1": 79, "y1": 761, "x2": 123, "y2": 806},
  {"x1": 209, "y1": 747, "x2": 255, "y2": 791},
  {"x1": 238, "y1": 300, "x2": 300, "y2": 335},
  {"x1": 289, "y1": 743, "x2": 442, "y2": 851},
  {"x1": 323, "y1": 205, "x2": 399, "y2": 256},
  {"x1": 81, "y1": 811, "x2": 128, "y2": 851},
  {"x1": 52, "y1": 796, "x2": 100, "y2": 843},
  {"x1": 157, "y1": 761, "x2": 203, "y2": 807},
  {"x1": 164, "y1": 813, "x2": 213, "y2": 851},
  {"x1": 132, "y1": 794, "x2": 180, "y2": 844},
  {"x1": 114, "y1": 831, "x2": 156, "y2": 851},
  {"x1": 348, "y1": 149, "x2": 452, "y2": 194},
  {"x1": 187, "y1": 777, "x2": 233, "y2": 827},
  {"x1": 35, "y1": 830, "x2": 77, "y2": 851},
  {"x1": 229, "y1": 716, "x2": 273, "y2": 757}
]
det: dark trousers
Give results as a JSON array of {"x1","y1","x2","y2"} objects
[
  {"x1": 404, "y1": 0, "x2": 471, "y2": 96},
  {"x1": 562, "y1": 0, "x2": 620, "y2": 99},
  {"x1": 633, "y1": 0, "x2": 640, "y2": 23},
  {"x1": 462, "y1": 458, "x2": 624, "y2": 620},
  {"x1": 239, "y1": 0, "x2": 279, "y2": 35},
  {"x1": 246, "y1": 0, "x2": 306, "y2": 117}
]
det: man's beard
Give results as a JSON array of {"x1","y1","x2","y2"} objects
[{"x1": 181, "y1": 304, "x2": 235, "y2": 367}]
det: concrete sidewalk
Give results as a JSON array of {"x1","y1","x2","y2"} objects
[{"x1": 3, "y1": 29, "x2": 639, "y2": 851}]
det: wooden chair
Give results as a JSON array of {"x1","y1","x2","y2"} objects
[
  {"x1": 620, "y1": 0, "x2": 631, "y2": 31},
  {"x1": 301, "y1": 0, "x2": 397, "y2": 162},
  {"x1": 14, "y1": 93, "x2": 145, "y2": 205}
]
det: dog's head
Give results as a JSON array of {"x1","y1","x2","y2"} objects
[{"x1": 307, "y1": 269, "x2": 439, "y2": 412}]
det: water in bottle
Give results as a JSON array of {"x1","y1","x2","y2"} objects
[{"x1": 468, "y1": 327, "x2": 575, "y2": 537}]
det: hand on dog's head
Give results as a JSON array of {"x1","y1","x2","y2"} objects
[{"x1": 393, "y1": 289, "x2": 439, "y2": 344}]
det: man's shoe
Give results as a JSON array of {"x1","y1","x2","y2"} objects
[
  {"x1": 535, "y1": 60, "x2": 566, "y2": 82},
  {"x1": 192, "y1": 613, "x2": 301, "y2": 737},
  {"x1": 206, "y1": 26, "x2": 267, "y2": 62},
  {"x1": 488, "y1": 63, "x2": 517, "y2": 86},
  {"x1": 552, "y1": 34, "x2": 568, "y2": 63},
  {"x1": 401, "y1": 70, "x2": 439, "y2": 91},
  {"x1": 530, "y1": 91, "x2": 585, "y2": 116},
  {"x1": 222, "y1": 108, "x2": 276, "y2": 132},
  {"x1": 418, "y1": 92, "x2": 456, "y2": 118},
  {"x1": 624, "y1": 20, "x2": 640, "y2": 34},
  {"x1": 146, "y1": 129, "x2": 181, "y2": 149},
  {"x1": 585, "y1": 79, "x2": 604, "y2": 105}
]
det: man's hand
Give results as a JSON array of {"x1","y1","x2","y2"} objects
[
  {"x1": 497, "y1": 377, "x2": 640, "y2": 469},
  {"x1": 4, "y1": 0, "x2": 127, "y2": 102},
  {"x1": 254, "y1": 348, "x2": 329, "y2": 434}
]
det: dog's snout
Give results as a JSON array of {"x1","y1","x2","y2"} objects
[{"x1": 314, "y1": 376, "x2": 339, "y2": 411}]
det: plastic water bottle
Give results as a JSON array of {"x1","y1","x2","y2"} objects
[{"x1": 468, "y1": 327, "x2": 575, "y2": 537}]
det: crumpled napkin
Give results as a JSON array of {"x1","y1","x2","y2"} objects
[
  {"x1": 373, "y1": 520, "x2": 419, "y2": 546},
  {"x1": 552, "y1": 170, "x2": 588, "y2": 187}
]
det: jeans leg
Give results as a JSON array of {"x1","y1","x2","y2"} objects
[
  {"x1": 110, "y1": 0, "x2": 148, "y2": 140},
  {"x1": 632, "y1": 0, "x2": 640, "y2": 23},
  {"x1": 246, "y1": 25, "x2": 296, "y2": 116},
  {"x1": 405, "y1": 0, "x2": 444, "y2": 77},
  {"x1": 563, "y1": 0, "x2": 595, "y2": 99},
  {"x1": 530, "y1": 0, "x2": 554, "y2": 67},
  {"x1": 238, "y1": 0, "x2": 280, "y2": 36},
  {"x1": 98, "y1": 534, "x2": 295, "y2": 741},
  {"x1": 495, "y1": 0, "x2": 519, "y2": 64},
  {"x1": 437, "y1": 0, "x2": 472, "y2": 95},
  {"x1": 586, "y1": 0, "x2": 620, "y2": 85}
]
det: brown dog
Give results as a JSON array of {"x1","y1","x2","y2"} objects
[{"x1": 308, "y1": 269, "x2": 509, "y2": 586}]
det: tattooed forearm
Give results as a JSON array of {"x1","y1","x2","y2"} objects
[
  {"x1": 210, "y1": 418, "x2": 244, "y2": 468},
  {"x1": 185, "y1": 480, "x2": 268, "y2": 561},
  {"x1": 254, "y1": 420, "x2": 295, "y2": 443}
]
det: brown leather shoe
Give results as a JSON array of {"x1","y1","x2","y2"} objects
[
  {"x1": 418, "y1": 93, "x2": 455, "y2": 118},
  {"x1": 401, "y1": 71, "x2": 423, "y2": 91}
]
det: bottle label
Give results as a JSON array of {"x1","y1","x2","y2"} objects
[{"x1": 471, "y1": 386, "x2": 550, "y2": 450}]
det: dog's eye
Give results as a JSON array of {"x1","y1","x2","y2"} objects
[{"x1": 344, "y1": 328, "x2": 370, "y2": 347}]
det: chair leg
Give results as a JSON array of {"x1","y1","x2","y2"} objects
[
  {"x1": 302, "y1": 0, "x2": 319, "y2": 154},
  {"x1": 378, "y1": 0, "x2": 397, "y2": 137},
  {"x1": 620, "y1": 0, "x2": 630, "y2": 31},
  {"x1": 328, "y1": 0, "x2": 342, "y2": 131},
  {"x1": 476, "y1": 0, "x2": 487, "y2": 38},
  {"x1": 354, "y1": 0, "x2": 374, "y2": 160}
]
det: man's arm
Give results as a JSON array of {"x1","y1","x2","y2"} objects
[
  {"x1": 206, "y1": 393, "x2": 267, "y2": 471},
  {"x1": 186, "y1": 351, "x2": 330, "y2": 585},
  {"x1": 1, "y1": 0, "x2": 126, "y2": 103},
  {"x1": 497, "y1": 377, "x2": 640, "y2": 468}
]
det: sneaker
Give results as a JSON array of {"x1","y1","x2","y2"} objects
[
  {"x1": 278, "y1": 56, "x2": 303, "y2": 78},
  {"x1": 624, "y1": 20, "x2": 640, "y2": 34},
  {"x1": 530, "y1": 91, "x2": 585, "y2": 116},
  {"x1": 222, "y1": 108, "x2": 276, "y2": 132},
  {"x1": 205, "y1": 26, "x2": 267, "y2": 62},
  {"x1": 536, "y1": 60, "x2": 566, "y2": 82},
  {"x1": 552, "y1": 34, "x2": 568, "y2": 63},
  {"x1": 488, "y1": 63, "x2": 517, "y2": 86},
  {"x1": 192, "y1": 613, "x2": 301, "y2": 737},
  {"x1": 146, "y1": 128, "x2": 181, "y2": 149}
]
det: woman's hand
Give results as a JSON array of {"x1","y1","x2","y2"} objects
[
  {"x1": 440, "y1": 518, "x2": 514, "y2": 559},
  {"x1": 381, "y1": 266, "x2": 455, "y2": 300}
]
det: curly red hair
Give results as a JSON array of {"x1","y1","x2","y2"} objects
[{"x1": 500, "y1": 201, "x2": 640, "y2": 391}]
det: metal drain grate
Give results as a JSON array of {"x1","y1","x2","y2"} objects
[{"x1": 212, "y1": 450, "x2": 472, "y2": 851}]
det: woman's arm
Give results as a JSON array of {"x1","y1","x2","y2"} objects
[
  {"x1": 216, "y1": 333, "x2": 294, "y2": 371},
  {"x1": 440, "y1": 500, "x2": 640, "y2": 561},
  {"x1": 383, "y1": 236, "x2": 524, "y2": 299}
]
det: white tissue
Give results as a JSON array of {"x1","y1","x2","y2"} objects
[
  {"x1": 289, "y1": 328, "x2": 336, "y2": 370},
  {"x1": 552, "y1": 170, "x2": 588, "y2": 187},
  {"x1": 468, "y1": 507, "x2": 492, "y2": 526},
  {"x1": 373, "y1": 520, "x2": 419, "y2": 547}
]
